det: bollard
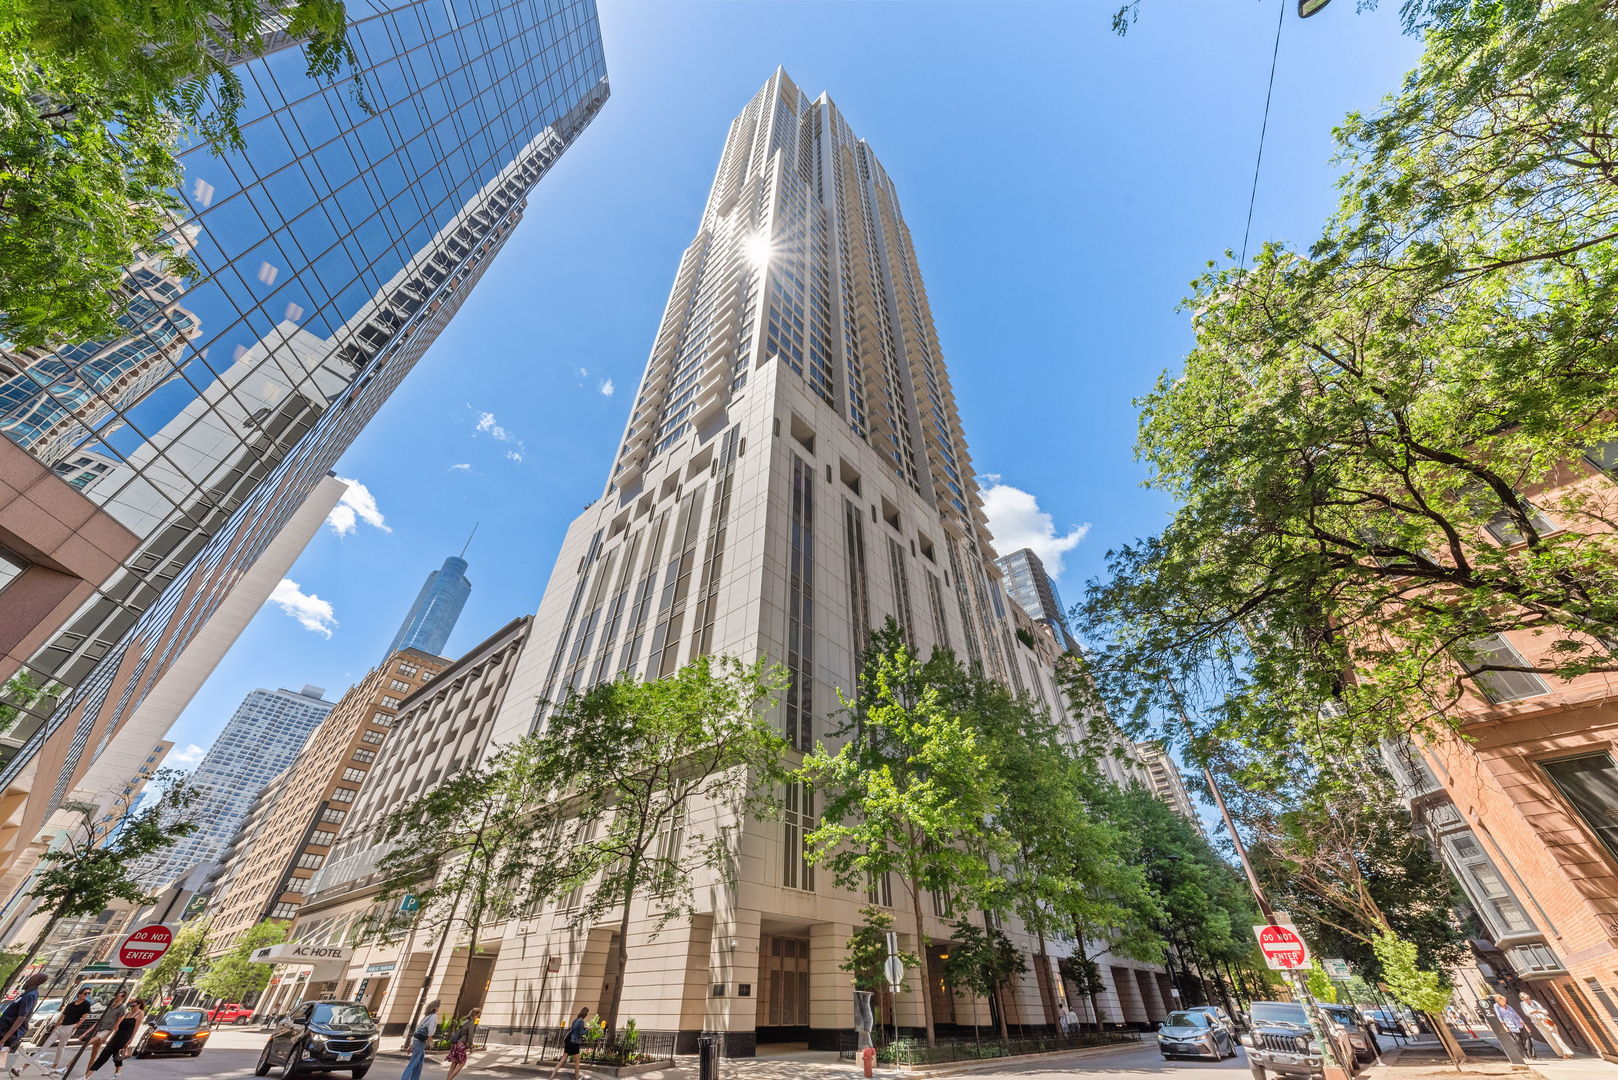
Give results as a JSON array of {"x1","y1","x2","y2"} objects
[{"x1": 862, "y1": 1045, "x2": 876, "y2": 1077}]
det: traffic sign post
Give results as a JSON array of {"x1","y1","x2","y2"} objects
[
  {"x1": 1253, "y1": 923, "x2": 1309, "y2": 970},
  {"x1": 113, "y1": 923, "x2": 174, "y2": 969}
]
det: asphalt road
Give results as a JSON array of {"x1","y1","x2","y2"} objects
[{"x1": 8, "y1": 1027, "x2": 1264, "y2": 1080}]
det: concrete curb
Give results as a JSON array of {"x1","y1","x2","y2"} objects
[{"x1": 893, "y1": 1038, "x2": 1147, "y2": 1077}]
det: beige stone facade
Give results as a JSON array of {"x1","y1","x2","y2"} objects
[
  {"x1": 281, "y1": 70, "x2": 1169, "y2": 1056},
  {"x1": 205, "y1": 647, "x2": 449, "y2": 957}
]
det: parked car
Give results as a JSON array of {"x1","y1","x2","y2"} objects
[
  {"x1": 1241, "y1": 1000, "x2": 1362, "y2": 1080},
  {"x1": 133, "y1": 1007, "x2": 211, "y2": 1058},
  {"x1": 1360, "y1": 1009, "x2": 1406, "y2": 1037},
  {"x1": 1158, "y1": 1009, "x2": 1237, "y2": 1060},
  {"x1": 1186, "y1": 1005, "x2": 1238, "y2": 1036},
  {"x1": 206, "y1": 1002, "x2": 255, "y2": 1024},
  {"x1": 1320, "y1": 1004, "x2": 1377, "y2": 1065},
  {"x1": 24, "y1": 999, "x2": 62, "y2": 1045},
  {"x1": 255, "y1": 1000, "x2": 378, "y2": 1078}
]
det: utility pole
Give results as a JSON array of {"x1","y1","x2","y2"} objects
[{"x1": 1169, "y1": 689, "x2": 1350, "y2": 1080}]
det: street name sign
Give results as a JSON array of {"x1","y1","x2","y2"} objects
[
  {"x1": 1253, "y1": 923, "x2": 1309, "y2": 969},
  {"x1": 114, "y1": 924, "x2": 174, "y2": 969},
  {"x1": 1322, "y1": 958, "x2": 1351, "y2": 979}
]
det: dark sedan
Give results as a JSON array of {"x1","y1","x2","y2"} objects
[
  {"x1": 134, "y1": 1008, "x2": 211, "y2": 1057},
  {"x1": 1158, "y1": 1009, "x2": 1238, "y2": 1060},
  {"x1": 256, "y1": 1001, "x2": 378, "y2": 1078}
]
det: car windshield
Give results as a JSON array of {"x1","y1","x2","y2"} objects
[
  {"x1": 163, "y1": 1009, "x2": 205, "y2": 1026},
  {"x1": 35, "y1": 1001, "x2": 61, "y2": 1014},
  {"x1": 1166, "y1": 1011, "x2": 1209, "y2": 1027},
  {"x1": 308, "y1": 1004, "x2": 374, "y2": 1028},
  {"x1": 1323, "y1": 1008, "x2": 1357, "y2": 1028},
  {"x1": 1251, "y1": 1003, "x2": 1310, "y2": 1028}
]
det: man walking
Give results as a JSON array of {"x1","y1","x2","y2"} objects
[
  {"x1": 42, "y1": 989, "x2": 91, "y2": 1072},
  {"x1": 0, "y1": 973, "x2": 49, "y2": 1077},
  {"x1": 400, "y1": 1000, "x2": 439, "y2": 1080},
  {"x1": 1493, "y1": 994, "x2": 1534, "y2": 1060},
  {"x1": 1519, "y1": 992, "x2": 1575, "y2": 1059}
]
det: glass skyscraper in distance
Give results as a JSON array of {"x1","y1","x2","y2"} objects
[
  {"x1": 0, "y1": 0, "x2": 608, "y2": 888},
  {"x1": 388, "y1": 554, "x2": 472, "y2": 656},
  {"x1": 131, "y1": 685, "x2": 333, "y2": 890},
  {"x1": 995, "y1": 547, "x2": 1080, "y2": 652}
]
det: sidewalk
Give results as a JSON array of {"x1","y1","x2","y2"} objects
[{"x1": 1356, "y1": 1034, "x2": 1613, "y2": 1080}]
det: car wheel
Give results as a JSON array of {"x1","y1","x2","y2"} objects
[{"x1": 255, "y1": 1043, "x2": 275, "y2": 1077}]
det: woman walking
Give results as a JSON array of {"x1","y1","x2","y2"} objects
[
  {"x1": 400, "y1": 1000, "x2": 440, "y2": 1080},
  {"x1": 445, "y1": 1009, "x2": 480, "y2": 1080},
  {"x1": 547, "y1": 1008, "x2": 591, "y2": 1080},
  {"x1": 1519, "y1": 992, "x2": 1575, "y2": 1059},
  {"x1": 84, "y1": 999, "x2": 144, "y2": 1077},
  {"x1": 75, "y1": 992, "x2": 127, "y2": 1080}
]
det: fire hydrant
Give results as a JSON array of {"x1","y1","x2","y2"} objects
[{"x1": 862, "y1": 1046, "x2": 876, "y2": 1077}]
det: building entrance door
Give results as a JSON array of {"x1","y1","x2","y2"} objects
[
  {"x1": 756, "y1": 936, "x2": 811, "y2": 1044},
  {"x1": 927, "y1": 945, "x2": 957, "y2": 1029}
]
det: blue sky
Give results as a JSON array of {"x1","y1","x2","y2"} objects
[{"x1": 162, "y1": 0, "x2": 1423, "y2": 763}]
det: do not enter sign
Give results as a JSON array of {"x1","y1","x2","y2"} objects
[
  {"x1": 1254, "y1": 924, "x2": 1309, "y2": 970},
  {"x1": 114, "y1": 924, "x2": 174, "y2": 969}
]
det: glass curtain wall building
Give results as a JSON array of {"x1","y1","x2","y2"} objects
[
  {"x1": 387, "y1": 554, "x2": 472, "y2": 655},
  {"x1": 0, "y1": 0, "x2": 607, "y2": 879},
  {"x1": 994, "y1": 547, "x2": 1080, "y2": 652}
]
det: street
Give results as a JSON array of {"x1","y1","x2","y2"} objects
[{"x1": 12, "y1": 1029, "x2": 1262, "y2": 1080}]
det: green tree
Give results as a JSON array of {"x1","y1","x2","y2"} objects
[
  {"x1": 0, "y1": 0, "x2": 357, "y2": 347},
  {"x1": 0, "y1": 770, "x2": 197, "y2": 997},
  {"x1": 365, "y1": 738, "x2": 557, "y2": 1035},
  {"x1": 197, "y1": 920, "x2": 284, "y2": 1003},
  {"x1": 536, "y1": 655, "x2": 790, "y2": 1041},
  {"x1": 1372, "y1": 932, "x2": 1452, "y2": 1017},
  {"x1": 1079, "y1": 0, "x2": 1618, "y2": 760},
  {"x1": 801, "y1": 623, "x2": 1006, "y2": 1046},
  {"x1": 1303, "y1": 961, "x2": 1338, "y2": 1005},
  {"x1": 940, "y1": 918, "x2": 1027, "y2": 1042},
  {"x1": 842, "y1": 905, "x2": 918, "y2": 1031},
  {"x1": 138, "y1": 918, "x2": 211, "y2": 1003}
]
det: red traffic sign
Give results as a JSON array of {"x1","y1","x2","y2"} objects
[
  {"x1": 1254, "y1": 924, "x2": 1308, "y2": 969},
  {"x1": 114, "y1": 924, "x2": 174, "y2": 969}
]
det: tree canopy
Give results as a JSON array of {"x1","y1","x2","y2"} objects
[
  {"x1": 0, "y1": 0, "x2": 355, "y2": 347},
  {"x1": 197, "y1": 920, "x2": 284, "y2": 1003}
]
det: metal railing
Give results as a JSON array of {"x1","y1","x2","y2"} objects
[
  {"x1": 526, "y1": 1027, "x2": 678, "y2": 1066},
  {"x1": 838, "y1": 1028, "x2": 1138, "y2": 1065}
]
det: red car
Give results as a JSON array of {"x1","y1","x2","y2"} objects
[{"x1": 205, "y1": 1003, "x2": 254, "y2": 1024}]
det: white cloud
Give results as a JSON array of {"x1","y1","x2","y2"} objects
[
  {"x1": 450, "y1": 463, "x2": 472, "y2": 472},
  {"x1": 505, "y1": 449, "x2": 523, "y2": 463},
  {"x1": 475, "y1": 411, "x2": 516, "y2": 443},
  {"x1": 269, "y1": 578, "x2": 338, "y2": 637},
  {"x1": 979, "y1": 477, "x2": 1090, "y2": 579},
  {"x1": 575, "y1": 367, "x2": 590, "y2": 379},
  {"x1": 599, "y1": 378, "x2": 615, "y2": 397},
  {"x1": 326, "y1": 477, "x2": 390, "y2": 537},
  {"x1": 169, "y1": 743, "x2": 206, "y2": 766}
]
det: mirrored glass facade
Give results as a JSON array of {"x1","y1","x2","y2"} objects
[
  {"x1": 0, "y1": 0, "x2": 608, "y2": 813},
  {"x1": 387, "y1": 554, "x2": 472, "y2": 656}
]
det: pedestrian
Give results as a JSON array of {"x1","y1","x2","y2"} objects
[
  {"x1": 0, "y1": 973, "x2": 49, "y2": 1077},
  {"x1": 77, "y1": 992, "x2": 127, "y2": 1080},
  {"x1": 400, "y1": 999, "x2": 440, "y2": 1080},
  {"x1": 1057, "y1": 1006, "x2": 1069, "y2": 1037},
  {"x1": 83, "y1": 998, "x2": 143, "y2": 1077},
  {"x1": 1519, "y1": 993, "x2": 1574, "y2": 1059},
  {"x1": 43, "y1": 989, "x2": 93, "y2": 1072},
  {"x1": 445, "y1": 1008, "x2": 480, "y2": 1080},
  {"x1": 548, "y1": 1007, "x2": 591, "y2": 1080},
  {"x1": 1493, "y1": 994, "x2": 1534, "y2": 1060},
  {"x1": 1064, "y1": 1005, "x2": 1080, "y2": 1036}
]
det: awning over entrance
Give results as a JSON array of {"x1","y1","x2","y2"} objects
[{"x1": 250, "y1": 943, "x2": 352, "y2": 981}]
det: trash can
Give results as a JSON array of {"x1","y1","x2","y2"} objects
[{"x1": 697, "y1": 1032, "x2": 721, "y2": 1080}]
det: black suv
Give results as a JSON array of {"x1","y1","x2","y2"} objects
[
  {"x1": 255, "y1": 1001, "x2": 378, "y2": 1078},
  {"x1": 1241, "y1": 1000, "x2": 1361, "y2": 1080}
]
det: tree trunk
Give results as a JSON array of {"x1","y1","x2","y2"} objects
[
  {"x1": 601, "y1": 850, "x2": 640, "y2": 1042},
  {"x1": 907, "y1": 877, "x2": 935, "y2": 1046},
  {"x1": 981, "y1": 909, "x2": 1009, "y2": 1042},
  {"x1": 1071, "y1": 923, "x2": 1103, "y2": 1032},
  {"x1": 1033, "y1": 926, "x2": 1056, "y2": 1030},
  {"x1": 1427, "y1": 1010, "x2": 1467, "y2": 1065},
  {"x1": 0, "y1": 909, "x2": 59, "y2": 999}
]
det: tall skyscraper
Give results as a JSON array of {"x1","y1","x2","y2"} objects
[
  {"x1": 994, "y1": 547, "x2": 1080, "y2": 652},
  {"x1": 131, "y1": 685, "x2": 333, "y2": 889},
  {"x1": 278, "y1": 70, "x2": 1168, "y2": 1051},
  {"x1": 0, "y1": 0, "x2": 608, "y2": 887},
  {"x1": 387, "y1": 555, "x2": 472, "y2": 656}
]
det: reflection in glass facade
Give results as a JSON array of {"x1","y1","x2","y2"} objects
[
  {"x1": 0, "y1": 0, "x2": 608, "y2": 813},
  {"x1": 994, "y1": 547, "x2": 1078, "y2": 651}
]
